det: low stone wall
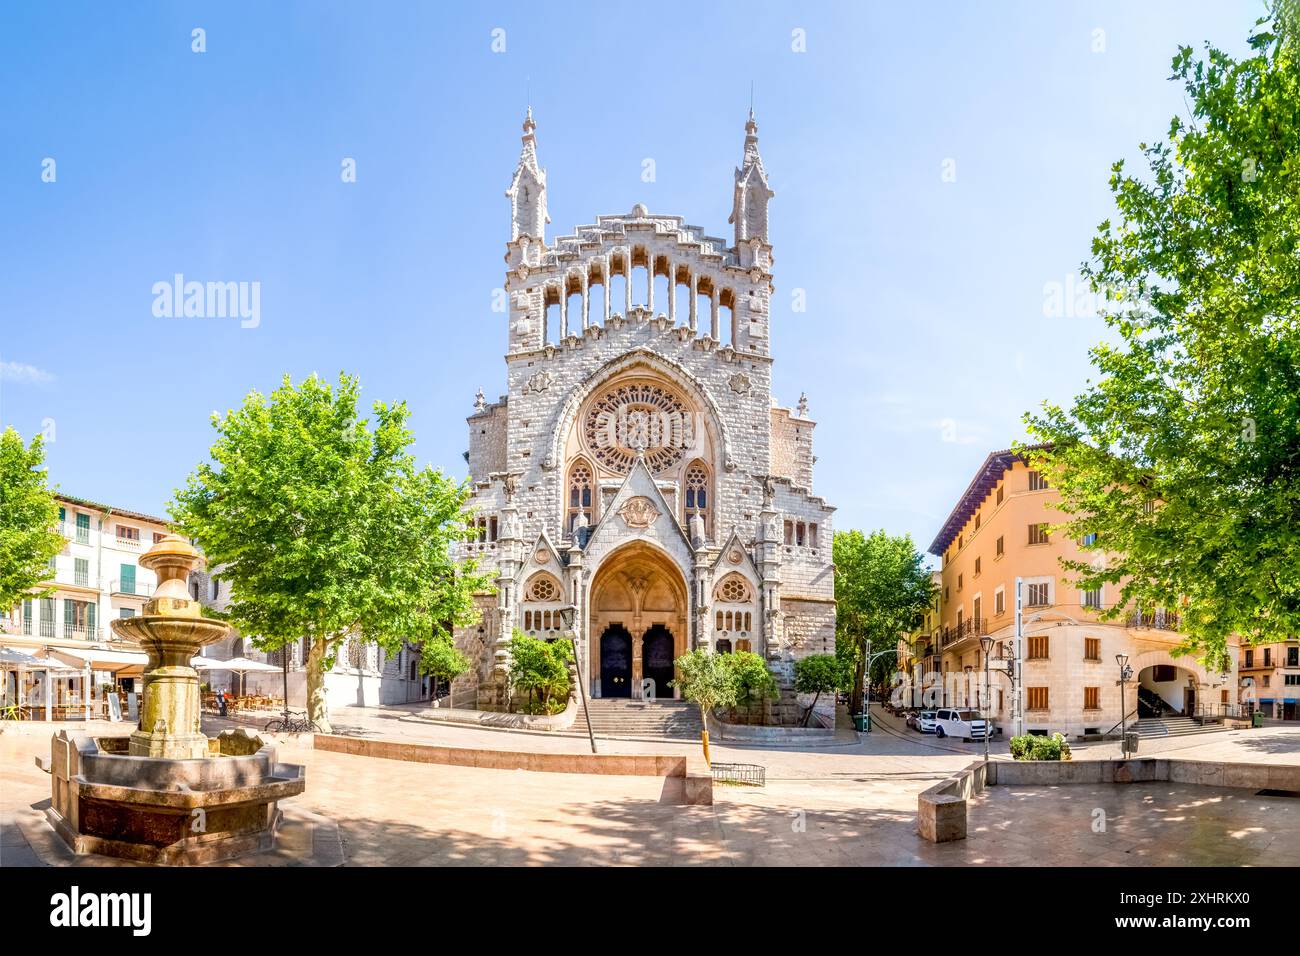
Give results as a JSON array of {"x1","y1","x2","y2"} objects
[
  {"x1": 405, "y1": 698, "x2": 578, "y2": 733},
  {"x1": 707, "y1": 712, "x2": 836, "y2": 745},
  {"x1": 918, "y1": 757, "x2": 1300, "y2": 843},
  {"x1": 917, "y1": 760, "x2": 990, "y2": 843},
  {"x1": 314, "y1": 734, "x2": 712, "y2": 805}
]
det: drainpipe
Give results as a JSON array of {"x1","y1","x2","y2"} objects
[{"x1": 97, "y1": 507, "x2": 112, "y2": 643}]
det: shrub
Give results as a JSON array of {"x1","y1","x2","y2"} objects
[
  {"x1": 671, "y1": 650, "x2": 739, "y2": 718},
  {"x1": 722, "y1": 651, "x2": 778, "y2": 707},
  {"x1": 507, "y1": 631, "x2": 572, "y2": 713},
  {"x1": 794, "y1": 654, "x2": 847, "y2": 725},
  {"x1": 1010, "y1": 731, "x2": 1073, "y2": 761}
]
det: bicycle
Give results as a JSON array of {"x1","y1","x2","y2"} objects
[{"x1": 263, "y1": 710, "x2": 321, "y2": 734}]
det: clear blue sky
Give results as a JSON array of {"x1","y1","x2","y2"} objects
[{"x1": 0, "y1": 0, "x2": 1262, "y2": 555}]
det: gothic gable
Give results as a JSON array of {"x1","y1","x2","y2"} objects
[
  {"x1": 711, "y1": 529, "x2": 761, "y2": 588},
  {"x1": 581, "y1": 455, "x2": 694, "y2": 575}
]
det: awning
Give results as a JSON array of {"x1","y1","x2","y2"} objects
[
  {"x1": 50, "y1": 647, "x2": 148, "y2": 671},
  {"x1": 0, "y1": 646, "x2": 79, "y2": 671}
]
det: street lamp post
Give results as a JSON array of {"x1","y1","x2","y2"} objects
[
  {"x1": 559, "y1": 604, "x2": 597, "y2": 754},
  {"x1": 979, "y1": 634, "x2": 994, "y2": 764},
  {"x1": 1116, "y1": 652, "x2": 1134, "y2": 758},
  {"x1": 861, "y1": 644, "x2": 899, "y2": 734}
]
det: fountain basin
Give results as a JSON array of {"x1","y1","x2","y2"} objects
[{"x1": 44, "y1": 728, "x2": 306, "y2": 865}]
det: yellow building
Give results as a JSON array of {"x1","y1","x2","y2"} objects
[
  {"x1": 921, "y1": 446, "x2": 1239, "y2": 738},
  {"x1": 1239, "y1": 640, "x2": 1300, "y2": 721},
  {"x1": 897, "y1": 571, "x2": 941, "y2": 685}
]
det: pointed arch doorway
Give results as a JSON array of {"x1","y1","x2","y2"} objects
[{"x1": 589, "y1": 542, "x2": 688, "y2": 699}]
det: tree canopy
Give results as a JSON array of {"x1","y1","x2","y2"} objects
[
  {"x1": 0, "y1": 427, "x2": 64, "y2": 613},
  {"x1": 507, "y1": 631, "x2": 571, "y2": 714},
  {"x1": 833, "y1": 529, "x2": 936, "y2": 703},
  {"x1": 170, "y1": 372, "x2": 490, "y2": 730},
  {"x1": 1025, "y1": 5, "x2": 1300, "y2": 666}
]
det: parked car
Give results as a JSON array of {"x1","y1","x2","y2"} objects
[
  {"x1": 910, "y1": 710, "x2": 938, "y2": 734},
  {"x1": 934, "y1": 708, "x2": 994, "y2": 741}
]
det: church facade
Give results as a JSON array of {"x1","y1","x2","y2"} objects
[{"x1": 452, "y1": 109, "x2": 836, "y2": 724}]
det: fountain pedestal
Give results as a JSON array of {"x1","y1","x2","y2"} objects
[{"x1": 44, "y1": 534, "x2": 306, "y2": 864}]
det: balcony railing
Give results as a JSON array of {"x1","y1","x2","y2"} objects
[
  {"x1": 1128, "y1": 609, "x2": 1181, "y2": 631},
  {"x1": 113, "y1": 534, "x2": 142, "y2": 548},
  {"x1": 111, "y1": 579, "x2": 153, "y2": 597},
  {"x1": 940, "y1": 618, "x2": 988, "y2": 648}
]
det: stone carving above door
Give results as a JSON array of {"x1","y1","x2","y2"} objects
[{"x1": 617, "y1": 496, "x2": 660, "y2": 529}]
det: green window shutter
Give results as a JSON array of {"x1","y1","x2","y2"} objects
[
  {"x1": 120, "y1": 564, "x2": 136, "y2": 594},
  {"x1": 64, "y1": 600, "x2": 74, "y2": 629},
  {"x1": 87, "y1": 602, "x2": 96, "y2": 639},
  {"x1": 75, "y1": 513, "x2": 90, "y2": 542},
  {"x1": 23, "y1": 600, "x2": 32, "y2": 625},
  {"x1": 59, "y1": 507, "x2": 66, "y2": 523}
]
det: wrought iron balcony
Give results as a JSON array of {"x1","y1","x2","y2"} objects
[
  {"x1": 1128, "y1": 609, "x2": 1181, "y2": 631},
  {"x1": 940, "y1": 618, "x2": 988, "y2": 648}
]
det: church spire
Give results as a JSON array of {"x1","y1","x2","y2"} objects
[
  {"x1": 507, "y1": 106, "x2": 549, "y2": 243},
  {"x1": 729, "y1": 108, "x2": 773, "y2": 246}
]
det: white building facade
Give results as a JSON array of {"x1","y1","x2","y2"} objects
[{"x1": 0, "y1": 495, "x2": 172, "y2": 715}]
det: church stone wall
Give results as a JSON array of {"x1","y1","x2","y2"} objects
[
  {"x1": 450, "y1": 109, "x2": 837, "y2": 725},
  {"x1": 467, "y1": 400, "x2": 509, "y2": 481}
]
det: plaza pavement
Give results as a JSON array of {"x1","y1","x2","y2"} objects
[{"x1": 2, "y1": 704, "x2": 1298, "y2": 867}]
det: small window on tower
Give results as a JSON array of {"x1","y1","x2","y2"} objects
[
  {"x1": 684, "y1": 461, "x2": 710, "y2": 536},
  {"x1": 567, "y1": 461, "x2": 594, "y2": 533}
]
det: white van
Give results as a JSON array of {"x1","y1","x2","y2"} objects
[{"x1": 934, "y1": 708, "x2": 994, "y2": 741}]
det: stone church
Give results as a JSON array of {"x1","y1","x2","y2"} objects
[{"x1": 452, "y1": 109, "x2": 836, "y2": 724}]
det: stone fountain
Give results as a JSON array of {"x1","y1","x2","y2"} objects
[{"x1": 43, "y1": 534, "x2": 306, "y2": 865}]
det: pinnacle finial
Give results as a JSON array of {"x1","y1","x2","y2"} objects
[{"x1": 474, "y1": 387, "x2": 486, "y2": 412}]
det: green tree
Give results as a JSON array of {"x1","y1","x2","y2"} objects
[
  {"x1": 171, "y1": 372, "x2": 489, "y2": 731},
  {"x1": 671, "y1": 649, "x2": 739, "y2": 763},
  {"x1": 1025, "y1": 5, "x2": 1300, "y2": 667},
  {"x1": 793, "y1": 654, "x2": 847, "y2": 726},
  {"x1": 720, "y1": 650, "x2": 778, "y2": 709},
  {"x1": 420, "y1": 634, "x2": 471, "y2": 701},
  {"x1": 506, "y1": 631, "x2": 571, "y2": 713},
  {"x1": 0, "y1": 428, "x2": 64, "y2": 613},
  {"x1": 833, "y1": 529, "x2": 936, "y2": 710}
]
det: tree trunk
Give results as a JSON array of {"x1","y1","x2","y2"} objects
[
  {"x1": 804, "y1": 690, "x2": 821, "y2": 727},
  {"x1": 306, "y1": 636, "x2": 332, "y2": 733},
  {"x1": 851, "y1": 651, "x2": 866, "y2": 716}
]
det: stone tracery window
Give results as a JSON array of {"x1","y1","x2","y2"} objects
[
  {"x1": 567, "y1": 460, "x2": 594, "y2": 532},
  {"x1": 683, "y1": 460, "x2": 710, "y2": 535},
  {"x1": 714, "y1": 574, "x2": 755, "y2": 636},
  {"x1": 527, "y1": 575, "x2": 559, "y2": 603},
  {"x1": 582, "y1": 381, "x2": 694, "y2": 474},
  {"x1": 522, "y1": 573, "x2": 563, "y2": 635},
  {"x1": 718, "y1": 575, "x2": 751, "y2": 603}
]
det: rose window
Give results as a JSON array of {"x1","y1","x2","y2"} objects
[{"x1": 582, "y1": 382, "x2": 694, "y2": 474}]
